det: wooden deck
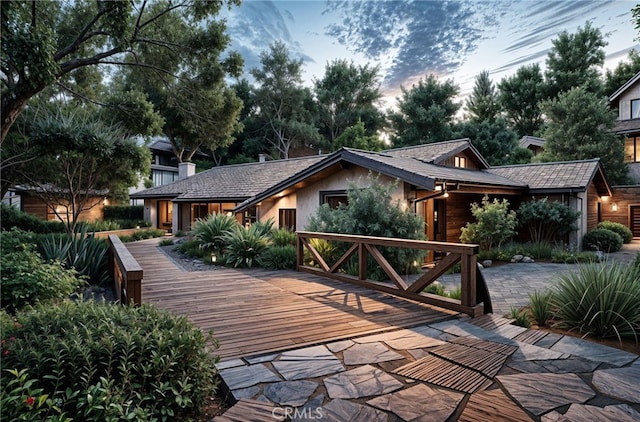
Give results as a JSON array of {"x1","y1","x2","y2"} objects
[{"x1": 126, "y1": 239, "x2": 458, "y2": 360}]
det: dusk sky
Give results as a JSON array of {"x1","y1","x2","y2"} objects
[{"x1": 223, "y1": 0, "x2": 638, "y2": 107}]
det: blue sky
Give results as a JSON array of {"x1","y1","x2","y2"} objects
[{"x1": 223, "y1": 0, "x2": 638, "y2": 106}]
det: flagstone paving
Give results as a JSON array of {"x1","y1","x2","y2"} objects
[{"x1": 215, "y1": 314, "x2": 640, "y2": 421}]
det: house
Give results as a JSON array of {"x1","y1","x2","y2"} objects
[
  {"x1": 132, "y1": 139, "x2": 622, "y2": 246},
  {"x1": 518, "y1": 136, "x2": 546, "y2": 156}
]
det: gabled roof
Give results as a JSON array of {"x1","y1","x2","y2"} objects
[
  {"x1": 518, "y1": 136, "x2": 545, "y2": 149},
  {"x1": 235, "y1": 146, "x2": 525, "y2": 211},
  {"x1": 130, "y1": 155, "x2": 325, "y2": 202},
  {"x1": 609, "y1": 71, "x2": 640, "y2": 103},
  {"x1": 612, "y1": 118, "x2": 640, "y2": 135},
  {"x1": 383, "y1": 138, "x2": 490, "y2": 168},
  {"x1": 487, "y1": 159, "x2": 611, "y2": 195}
]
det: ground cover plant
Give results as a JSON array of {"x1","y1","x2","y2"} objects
[{"x1": 0, "y1": 301, "x2": 219, "y2": 421}]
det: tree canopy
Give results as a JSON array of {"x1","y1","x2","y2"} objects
[
  {"x1": 390, "y1": 75, "x2": 460, "y2": 147},
  {"x1": 465, "y1": 70, "x2": 500, "y2": 123},
  {"x1": 1, "y1": 0, "x2": 241, "y2": 143},
  {"x1": 497, "y1": 63, "x2": 545, "y2": 138},
  {"x1": 604, "y1": 50, "x2": 640, "y2": 96}
]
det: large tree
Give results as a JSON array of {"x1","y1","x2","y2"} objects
[
  {"x1": 314, "y1": 60, "x2": 385, "y2": 148},
  {"x1": 465, "y1": 70, "x2": 500, "y2": 123},
  {"x1": 544, "y1": 21, "x2": 606, "y2": 99},
  {"x1": 16, "y1": 108, "x2": 150, "y2": 233},
  {"x1": 455, "y1": 118, "x2": 521, "y2": 166},
  {"x1": 604, "y1": 49, "x2": 640, "y2": 96},
  {"x1": 497, "y1": 63, "x2": 546, "y2": 138},
  {"x1": 390, "y1": 75, "x2": 460, "y2": 147},
  {"x1": 539, "y1": 86, "x2": 627, "y2": 184},
  {"x1": 1, "y1": 0, "x2": 241, "y2": 143},
  {"x1": 251, "y1": 42, "x2": 321, "y2": 159}
]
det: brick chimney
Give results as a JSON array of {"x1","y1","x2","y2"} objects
[{"x1": 178, "y1": 162, "x2": 196, "y2": 179}]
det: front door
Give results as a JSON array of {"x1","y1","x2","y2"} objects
[{"x1": 631, "y1": 205, "x2": 640, "y2": 238}]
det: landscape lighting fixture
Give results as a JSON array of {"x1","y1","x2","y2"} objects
[{"x1": 611, "y1": 203, "x2": 618, "y2": 212}]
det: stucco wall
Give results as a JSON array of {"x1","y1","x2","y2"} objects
[
  {"x1": 260, "y1": 195, "x2": 297, "y2": 227},
  {"x1": 294, "y1": 167, "x2": 406, "y2": 230},
  {"x1": 617, "y1": 80, "x2": 640, "y2": 120}
]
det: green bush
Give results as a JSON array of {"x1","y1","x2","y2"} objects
[
  {"x1": 597, "y1": 221, "x2": 633, "y2": 244},
  {"x1": 551, "y1": 261, "x2": 640, "y2": 340},
  {"x1": 40, "y1": 226, "x2": 110, "y2": 286},
  {"x1": 260, "y1": 245, "x2": 297, "y2": 269},
  {"x1": 158, "y1": 238, "x2": 174, "y2": 247},
  {"x1": 1, "y1": 204, "x2": 65, "y2": 233},
  {"x1": 192, "y1": 213, "x2": 239, "y2": 253},
  {"x1": 305, "y1": 174, "x2": 425, "y2": 274},
  {"x1": 528, "y1": 289, "x2": 553, "y2": 326},
  {"x1": 270, "y1": 228, "x2": 296, "y2": 247},
  {"x1": 517, "y1": 198, "x2": 580, "y2": 243},
  {"x1": 0, "y1": 301, "x2": 219, "y2": 421},
  {"x1": 224, "y1": 226, "x2": 270, "y2": 268},
  {"x1": 251, "y1": 218, "x2": 275, "y2": 237},
  {"x1": 550, "y1": 250, "x2": 599, "y2": 263},
  {"x1": 1, "y1": 230, "x2": 83, "y2": 313},
  {"x1": 119, "y1": 229, "x2": 165, "y2": 242},
  {"x1": 583, "y1": 228, "x2": 623, "y2": 252},
  {"x1": 460, "y1": 195, "x2": 517, "y2": 250},
  {"x1": 103, "y1": 205, "x2": 144, "y2": 221},
  {"x1": 509, "y1": 307, "x2": 531, "y2": 328},
  {"x1": 176, "y1": 238, "x2": 207, "y2": 258},
  {"x1": 303, "y1": 238, "x2": 340, "y2": 267}
]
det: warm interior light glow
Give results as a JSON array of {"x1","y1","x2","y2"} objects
[{"x1": 600, "y1": 195, "x2": 609, "y2": 202}]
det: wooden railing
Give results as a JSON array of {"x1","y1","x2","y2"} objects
[
  {"x1": 107, "y1": 235, "x2": 143, "y2": 306},
  {"x1": 296, "y1": 231, "x2": 492, "y2": 318}
]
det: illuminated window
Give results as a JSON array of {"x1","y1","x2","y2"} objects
[
  {"x1": 454, "y1": 156, "x2": 467, "y2": 168},
  {"x1": 632, "y1": 99, "x2": 640, "y2": 119},
  {"x1": 625, "y1": 136, "x2": 640, "y2": 163}
]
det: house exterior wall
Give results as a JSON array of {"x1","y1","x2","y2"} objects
[
  {"x1": 617, "y1": 81, "x2": 640, "y2": 120},
  {"x1": 21, "y1": 194, "x2": 104, "y2": 223},
  {"x1": 602, "y1": 186, "x2": 640, "y2": 237},
  {"x1": 295, "y1": 167, "x2": 405, "y2": 230},
  {"x1": 260, "y1": 195, "x2": 297, "y2": 228}
]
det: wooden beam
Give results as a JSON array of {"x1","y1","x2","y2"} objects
[
  {"x1": 364, "y1": 243, "x2": 409, "y2": 291},
  {"x1": 406, "y1": 253, "x2": 461, "y2": 293}
]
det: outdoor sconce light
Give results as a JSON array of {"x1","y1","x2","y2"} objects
[
  {"x1": 211, "y1": 253, "x2": 217, "y2": 263},
  {"x1": 443, "y1": 189, "x2": 449, "y2": 198},
  {"x1": 612, "y1": 203, "x2": 618, "y2": 212}
]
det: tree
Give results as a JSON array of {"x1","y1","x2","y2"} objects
[
  {"x1": 604, "y1": 49, "x2": 640, "y2": 96},
  {"x1": 455, "y1": 118, "x2": 519, "y2": 166},
  {"x1": 390, "y1": 75, "x2": 460, "y2": 147},
  {"x1": 498, "y1": 64, "x2": 545, "y2": 137},
  {"x1": 333, "y1": 121, "x2": 385, "y2": 151},
  {"x1": 314, "y1": 60, "x2": 385, "y2": 147},
  {"x1": 251, "y1": 42, "x2": 322, "y2": 159},
  {"x1": 544, "y1": 21, "x2": 606, "y2": 99},
  {"x1": 1, "y1": 0, "x2": 241, "y2": 143},
  {"x1": 465, "y1": 70, "x2": 500, "y2": 122},
  {"x1": 16, "y1": 108, "x2": 150, "y2": 233},
  {"x1": 633, "y1": 4, "x2": 640, "y2": 39},
  {"x1": 539, "y1": 86, "x2": 628, "y2": 184}
]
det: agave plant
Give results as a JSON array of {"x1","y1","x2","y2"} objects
[
  {"x1": 251, "y1": 217, "x2": 275, "y2": 237},
  {"x1": 41, "y1": 225, "x2": 109, "y2": 285},
  {"x1": 192, "y1": 213, "x2": 239, "y2": 253},
  {"x1": 223, "y1": 225, "x2": 270, "y2": 268}
]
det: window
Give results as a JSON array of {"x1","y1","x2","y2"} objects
[
  {"x1": 279, "y1": 209, "x2": 296, "y2": 231},
  {"x1": 454, "y1": 156, "x2": 467, "y2": 168},
  {"x1": 152, "y1": 170, "x2": 178, "y2": 186},
  {"x1": 625, "y1": 136, "x2": 640, "y2": 163},
  {"x1": 320, "y1": 190, "x2": 348, "y2": 209},
  {"x1": 632, "y1": 99, "x2": 640, "y2": 119},
  {"x1": 244, "y1": 206, "x2": 257, "y2": 226},
  {"x1": 191, "y1": 203, "x2": 208, "y2": 221}
]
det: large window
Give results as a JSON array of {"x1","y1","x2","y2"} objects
[
  {"x1": 191, "y1": 203, "x2": 208, "y2": 221},
  {"x1": 320, "y1": 190, "x2": 348, "y2": 209},
  {"x1": 279, "y1": 209, "x2": 296, "y2": 231},
  {"x1": 152, "y1": 170, "x2": 178, "y2": 187},
  {"x1": 625, "y1": 136, "x2": 640, "y2": 163},
  {"x1": 632, "y1": 99, "x2": 640, "y2": 119}
]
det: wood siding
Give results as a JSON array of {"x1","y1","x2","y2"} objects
[
  {"x1": 586, "y1": 184, "x2": 600, "y2": 232},
  {"x1": 601, "y1": 186, "x2": 640, "y2": 237},
  {"x1": 439, "y1": 151, "x2": 481, "y2": 170},
  {"x1": 21, "y1": 194, "x2": 104, "y2": 222}
]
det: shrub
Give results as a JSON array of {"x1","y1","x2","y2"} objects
[
  {"x1": 550, "y1": 250, "x2": 599, "y2": 263},
  {"x1": 1, "y1": 204, "x2": 65, "y2": 233},
  {"x1": 270, "y1": 228, "x2": 296, "y2": 247},
  {"x1": 40, "y1": 226, "x2": 110, "y2": 286},
  {"x1": 224, "y1": 226, "x2": 270, "y2": 268},
  {"x1": 0, "y1": 301, "x2": 219, "y2": 421},
  {"x1": 551, "y1": 261, "x2": 640, "y2": 340},
  {"x1": 176, "y1": 238, "x2": 207, "y2": 258},
  {"x1": 251, "y1": 218, "x2": 275, "y2": 237},
  {"x1": 633, "y1": 251, "x2": 640, "y2": 270},
  {"x1": 528, "y1": 290, "x2": 553, "y2": 326},
  {"x1": 303, "y1": 238, "x2": 340, "y2": 266},
  {"x1": 193, "y1": 213, "x2": 239, "y2": 253},
  {"x1": 103, "y1": 205, "x2": 144, "y2": 221},
  {"x1": 423, "y1": 283, "x2": 446, "y2": 296},
  {"x1": 1, "y1": 230, "x2": 83, "y2": 313},
  {"x1": 158, "y1": 238, "x2": 174, "y2": 246},
  {"x1": 597, "y1": 221, "x2": 633, "y2": 244},
  {"x1": 460, "y1": 195, "x2": 517, "y2": 250},
  {"x1": 583, "y1": 228, "x2": 623, "y2": 252},
  {"x1": 517, "y1": 198, "x2": 580, "y2": 243},
  {"x1": 509, "y1": 307, "x2": 531, "y2": 328},
  {"x1": 305, "y1": 174, "x2": 425, "y2": 274},
  {"x1": 260, "y1": 245, "x2": 297, "y2": 269},
  {"x1": 119, "y1": 229, "x2": 166, "y2": 242}
]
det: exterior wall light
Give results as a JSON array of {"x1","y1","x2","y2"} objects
[{"x1": 611, "y1": 203, "x2": 618, "y2": 212}]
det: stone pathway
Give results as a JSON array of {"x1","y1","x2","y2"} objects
[{"x1": 215, "y1": 314, "x2": 640, "y2": 421}]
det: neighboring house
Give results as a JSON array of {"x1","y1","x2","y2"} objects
[
  {"x1": 518, "y1": 136, "x2": 545, "y2": 156},
  {"x1": 132, "y1": 139, "x2": 629, "y2": 246},
  {"x1": 609, "y1": 71, "x2": 640, "y2": 184}
]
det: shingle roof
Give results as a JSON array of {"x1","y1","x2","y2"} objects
[
  {"x1": 612, "y1": 118, "x2": 640, "y2": 135},
  {"x1": 383, "y1": 139, "x2": 489, "y2": 168},
  {"x1": 131, "y1": 156, "x2": 326, "y2": 201},
  {"x1": 518, "y1": 136, "x2": 545, "y2": 148},
  {"x1": 609, "y1": 71, "x2": 640, "y2": 102},
  {"x1": 487, "y1": 159, "x2": 602, "y2": 192}
]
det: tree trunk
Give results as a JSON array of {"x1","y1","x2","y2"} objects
[{"x1": 1, "y1": 96, "x2": 31, "y2": 144}]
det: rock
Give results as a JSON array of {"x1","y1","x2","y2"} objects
[
  {"x1": 481, "y1": 260, "x2": 492, "y2": 267},
  {"x1": 511, "y1": 254, "x2": 524, "y2": 263},
  {"x1": 521, "y1": 256, "x2": 535, "y2": 263}
]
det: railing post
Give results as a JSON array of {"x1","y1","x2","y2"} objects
[
  {"x1": 460, "y1": 253, "x2": 477, "y2": 308},
  {"x1": 297, "y1": 233, "x2": 304, "y2": 269},
  {"x1": 358, "y1": 242, "x2": 366, "y2": 280}
]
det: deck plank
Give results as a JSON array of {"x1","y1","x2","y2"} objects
[{"x1": 126, "y1": 239, "x2": 458, "y2": 360}]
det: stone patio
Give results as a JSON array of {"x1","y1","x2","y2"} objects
[{"x1": 215, "y1": 314, "x2": 640, "y2": 421}]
